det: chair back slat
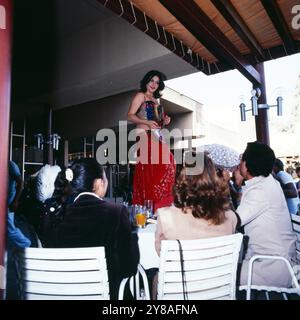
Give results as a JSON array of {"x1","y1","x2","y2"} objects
[
  {"x1": 163, "y1": 264, "x2": 234, "y2": 282},
  {"x1": 161, "y1": 286, "x2": 233, "y2": 300},
  {"x1": 24, "y1": 282, "x2": 108, "y2": 295},
  {"x1": 25, "y1": 293, "x2": 105, "y2": 300},
  {"x1": 157, "y1": 233, "x2": 243, "y2": 300},
  {"x1": 21, "y1": 259, "x2": 103, "y2": 271},
  {"x1": 24, "y1": 270, "x2": 107, "y2": 283},
  {"x1": 21, "y1": 247, "x2": 106, "y2": 259},
  {"x1": 163, "y1": 255, "x2": 234, "y2": 272},
  {"x1": 164, "y1": 245, "x2": 236, "y2": 260}
]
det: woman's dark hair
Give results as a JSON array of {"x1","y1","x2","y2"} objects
[
  {"x1": 140, "y1": 70, "x2": 166, "y2": 98},
  {"x1": 40, "y1": 159, "x2": 105, "y2": 246},
  {"x1": 241, "y1": 141, "x2": 275, "y2": 177},
  {"x1": 51, "y1": 158, "x2": 105, "y2": 208},
  {"x1": 173, "y1": 154, "x2": 231, "y2": 225}
]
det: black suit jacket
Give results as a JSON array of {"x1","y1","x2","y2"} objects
[{"x1": 51, "y1": 195, "x2": 139, "y2": 299}]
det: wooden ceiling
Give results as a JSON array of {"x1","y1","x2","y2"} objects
[{"x1": 96, "y1": 0, "x2": 300, "y2": 86}]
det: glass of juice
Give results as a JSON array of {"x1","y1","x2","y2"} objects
[{"x1": 135, "y1": 207, "x2": 147, "y2": 228}]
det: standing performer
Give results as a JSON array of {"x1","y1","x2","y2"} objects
[{"x1": 127, "y1": 70, "x2": 176, "y2": 212}]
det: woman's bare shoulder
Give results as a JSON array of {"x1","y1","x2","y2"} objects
[
  {"x1": 225, "y1": 209, "x2": 238, "y2": 223},
  {"x1": 157, "y1": 206, "x2": 181, "y2": 217},
  {"x1": 133, "y1": 92, "x2": 145, "y2": 101}
]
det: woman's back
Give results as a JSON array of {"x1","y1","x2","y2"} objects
[{"x1": 155, "y1": 206, "x2": 237, "y2": 255}]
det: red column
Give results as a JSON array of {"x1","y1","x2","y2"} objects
[{"x1": 0, "y1": 0, "x2": 12, "y2": 299}]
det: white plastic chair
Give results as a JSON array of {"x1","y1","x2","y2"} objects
[
  {"x1": 239, "y1": 255, "x2": 300, "y2": 300},
  {"x1": 291, "y1": 214, "x2": 300, "y2": 263},
  {"x1": 239, "y1": 214, "x2": 300, "y2": 300},
  {"x1": 118, "y1": 264, "x2": 151, "y2": 300},
  {"x1": 15, "y1": 247, "x2": 109, "y2": 300},
  {"x1": 157, "y1": 233, "x2": 243, "y2": 300}
]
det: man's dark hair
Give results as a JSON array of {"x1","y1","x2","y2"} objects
[
  {"x1": 296, "y1": 166, "x2": 300, "y2": 173},
  {"x1": 273, "y1": 158, "x2": 284, "y2": 171},
  {"x1": 242, "y1": 141, "x2": 275, "y2": 177}
]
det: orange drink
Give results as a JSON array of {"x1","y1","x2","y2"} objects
[{"x1": 135, "y1": 213, "x2": 147, "y2": 228}]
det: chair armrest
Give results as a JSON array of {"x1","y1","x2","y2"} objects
[
  {"x1": 118, "y1": 264, "x2": 151, "y2": 300},
  {"x1": 118, "y1": 277, "x2": 130, "y2": 300},
  {"x1": 245, "y1": 255, "x2": 299, "y2": 300}
]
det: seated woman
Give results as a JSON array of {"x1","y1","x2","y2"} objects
[
  {"x1": 155, "y1": 154, "x2": 238, "y2": 255},
  {"x1": 45, "y1": 158, "x2": 139, "y2": 299}
]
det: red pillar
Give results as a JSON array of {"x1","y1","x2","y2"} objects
[
  {"x1": 0, "y1": 0, "x2": 12, "y2": 299},
  {"x1": 254, "y1": 63, "x2": 270, "y2": 145}
]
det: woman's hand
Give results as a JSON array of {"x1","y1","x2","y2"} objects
[
  {"x1": 147, "y1": 120, "x2": 160, "y2": 129},
  {"x1": 163, "y1": 115, "x2": 171, "y2": 125}
]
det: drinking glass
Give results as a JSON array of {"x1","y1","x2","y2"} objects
[
  {"x1": 135, "y1": 206, "x2": 147, "y2": 228},
  {"x1": 144, "y1": 200, "x2": 154, "y2": 218}
]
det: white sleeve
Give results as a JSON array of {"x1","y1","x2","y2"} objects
[{"x1": 236, "y1": 187, "x2": 269, "y2": 226}]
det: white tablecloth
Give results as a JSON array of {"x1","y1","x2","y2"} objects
[{"x1": 137, "y1": 223, "x2": 159, "y2": 269}]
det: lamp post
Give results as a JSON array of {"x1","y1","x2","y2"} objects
[
  {"x1": 239, "y1": 90, "x2": 283, "y2": 122},
  {"x1": 35, "y1": 106, "x2": 61, "y2": 165},
  {"x1": 35, "y1": 133, "x2": 61, "y2": 152}
]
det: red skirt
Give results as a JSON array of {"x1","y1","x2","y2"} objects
[{"x1": 132, "y1": 131, "x2": 176, "y2": 212}]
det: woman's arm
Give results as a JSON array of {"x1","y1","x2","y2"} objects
[
  {"x1": 127, "y1": 93, "x2": 159, "y2": 129},
  {"x1": 154, "y1": 212, "x2": 166, "y2": 256},
  {"x1": 117, "y1": 206, "x2": 140, "y2": 277}
]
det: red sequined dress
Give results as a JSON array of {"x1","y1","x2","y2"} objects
[{"x1": 132, "y1": 100, "x2": 176, "y2": 211}]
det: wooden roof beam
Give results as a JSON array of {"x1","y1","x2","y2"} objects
[
  {"x1": 159, "y1": 0, "x2": 261, "y2": 86},
  {"x1": 211, "y1": 0, "x2": 265, "y2": 60},
  {"x1": 95, "y1": 0, "x2": 215, "y2": 74},
  {"x1": 261, "y1": 0, "x2": 296, "y2": 54}
]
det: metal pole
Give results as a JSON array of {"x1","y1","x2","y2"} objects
[
  {"x1": 44, "y1": 105, "x2": 53, "y2": 165},
  {"x1": 254, "y1": 63, "x2": 270, "y2": 145},
  {"x1": 0, "y1": 0, "x2": 13, "y2": 300}
]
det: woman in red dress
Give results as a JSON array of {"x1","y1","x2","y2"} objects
[{"x1": 127, "y1": 70, "x2": 176, "y2": 212}]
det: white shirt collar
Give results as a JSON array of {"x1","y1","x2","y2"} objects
[{"x1": 73, "y1": 192, "x2": 102, "y2": 203}]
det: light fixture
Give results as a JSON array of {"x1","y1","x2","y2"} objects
[
  {"x1": 239, "y1": 88, "x2": 283, "y2": 121},
  {"x1": 35, "y1": 133, "x2": 61, "y2": 150}
]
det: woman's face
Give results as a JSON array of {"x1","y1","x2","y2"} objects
[
  {"x1": 146, "y1": 76, "x2": 160, "y2": 95},
  {"x1": 239, "y1": 159, "x2": 248, "y2": 179},
  {"x1": 233, "y1": 166, "x2": 244, "y2": 185},
  {"x1": 94, "y1": 171, "x2": 108, "y2": 198}
]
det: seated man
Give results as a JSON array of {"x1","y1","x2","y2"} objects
[
  {"x1": 237, "y1": 142, "x2": 297, "y2": 288},
  {"x1": 7, "y1": 160, "x2": 31, "y2": 248},
  {"x1": 273, "y1": 159, "x2": 299, "y2": 215},
  {"x1": 6, "y1": 161, "x2": 31, "y2": 300}
]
